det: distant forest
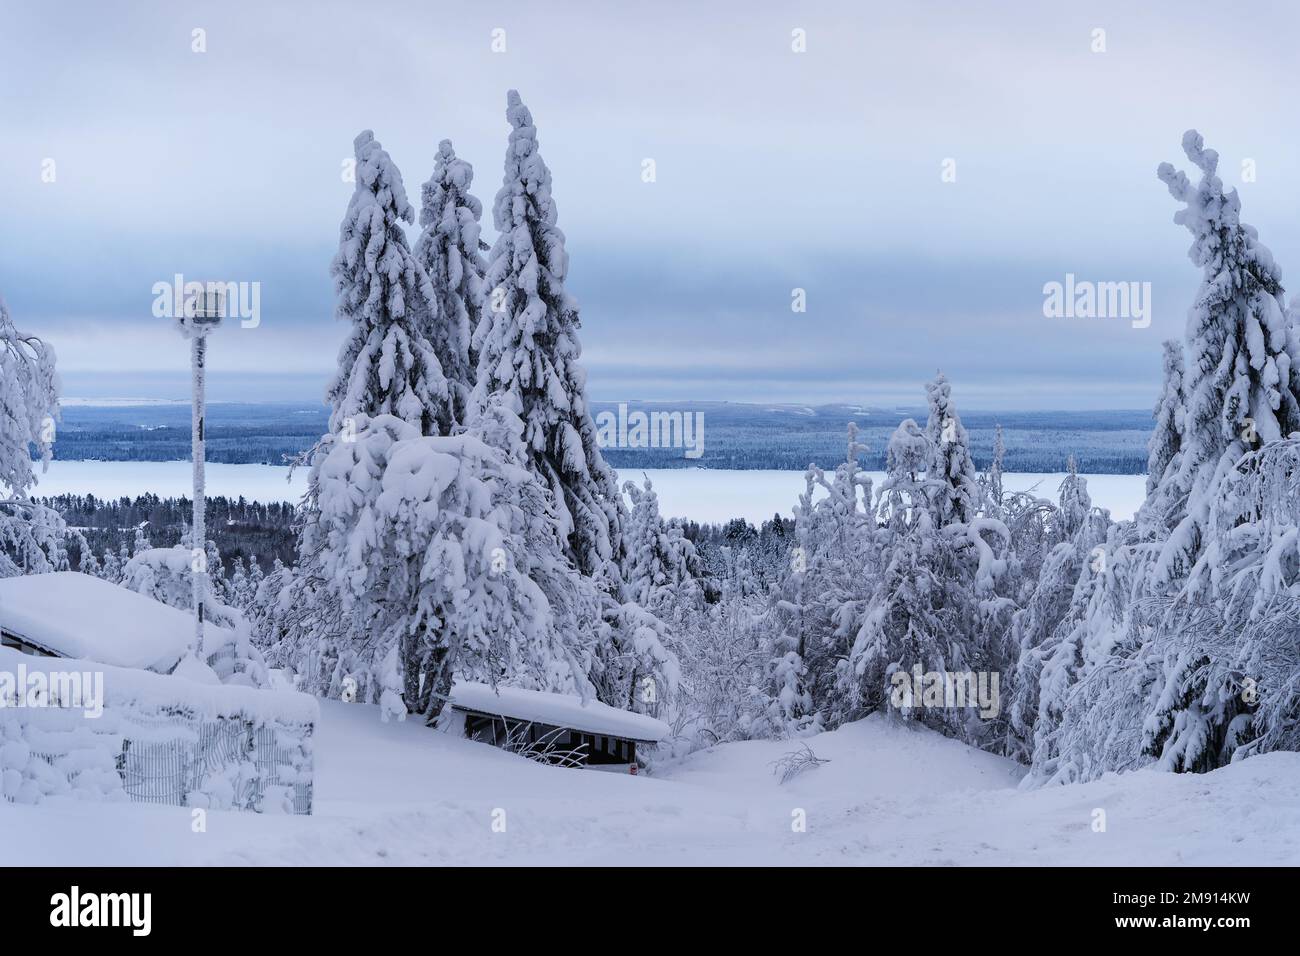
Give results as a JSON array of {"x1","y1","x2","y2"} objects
[
  {"x1": 44, "y1": 493, "x2": 298, "y2": 572},
  {"x1": 42, "y1": 491, "x2": 795, "y2": 583},
  {"x1": 49, "y1": 402, "x2": 1152, "y2": 473}
]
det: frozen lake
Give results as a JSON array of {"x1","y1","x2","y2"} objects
[{"x1": 29, "y1": 460, "x2": 1148, "y2": 525}]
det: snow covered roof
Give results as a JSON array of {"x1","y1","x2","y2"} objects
[
  {"x1": 0, "y1": 571, "x2": 229, "y2": 672},
  {"x1": 450, "y1": 681, "x2": 669, "y2": 743},
  {"x1": 0, "y1": 644, "x2": 319, "y2": 724}
]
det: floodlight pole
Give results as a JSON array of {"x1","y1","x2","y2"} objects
[
  {"x1": 175, "y1": 285, "x2": 223, "y2": 663},
  {"x1": 191, "y1": 328, "x2": 208, "y2": 661}
]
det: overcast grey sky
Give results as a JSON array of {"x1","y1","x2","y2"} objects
[{"x1": 2, "y1": 0, "x2": 1298, "y2": 408}]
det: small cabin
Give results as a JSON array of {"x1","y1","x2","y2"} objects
[{"x1": 448, "y1": 681, "x2": 669, "y2": 773}]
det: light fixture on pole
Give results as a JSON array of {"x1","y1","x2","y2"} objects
[{"x1": 173, "y1": 283, "x2": 224, "y2": 663}]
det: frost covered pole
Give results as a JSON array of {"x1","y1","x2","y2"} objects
[
  {"x1": 191, "y1": 331, "x2": 207, "y2": 657},
  {"x1": 176, "y1": 284, "x2": 224, "y2": 660}
]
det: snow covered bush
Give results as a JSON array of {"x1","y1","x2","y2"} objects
[
  {"x1": 674, "y1": 546, "x2": 769, "y2": 747},
  {"x1": 120, "y1": 546, "x2": 268, "y2": 687}
]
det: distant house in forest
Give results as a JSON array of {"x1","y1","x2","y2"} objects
[{"x1": 449, "y1": 681, "x2": 669, "y2": 774}]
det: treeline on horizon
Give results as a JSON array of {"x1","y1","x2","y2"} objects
[{"x1": 45, "y1": 403, "x2": 1152, "y2": 473}]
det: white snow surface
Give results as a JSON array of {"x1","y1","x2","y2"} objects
[
  {"x1": 2, "y1": 698, "x2": 1294, "y2": 865},
  {"x1": 0, "y1": 571, "x2": 231, "y2": 671},
  {"x1": 0, "y1": 644, "x2": 319, "y2": 724},
  {"x1": 28, "y1": 461, "x2": 1148, "y2": 526},
  {"x1": 450, "y1": 681, "x2": 669, "y2": 742}
]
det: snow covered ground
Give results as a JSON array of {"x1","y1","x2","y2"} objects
[
  {"x1": 4, "y1": 699, "x2": 1294, "y2": 865},
  {"x1": 31, "y1": 461, "x2": 1147, "y2": 525}
]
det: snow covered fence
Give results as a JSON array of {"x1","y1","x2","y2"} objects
[{"x1": 0, "y1": 646, "x2": 317, "y2": 813}]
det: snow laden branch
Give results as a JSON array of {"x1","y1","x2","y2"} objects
[{"x1": 0, "y1": 296, "x2": 76, "y2": 578}]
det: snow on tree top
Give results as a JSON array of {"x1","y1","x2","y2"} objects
[
  {"x1": 449, "y1": 681, "x2": 669, "y2": 743},
  {"x1": 0, "y1": 571, "x2": 231, "y2": 672}
]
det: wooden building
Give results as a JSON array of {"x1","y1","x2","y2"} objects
[{"x1": 449, "y1": 681, "x2": 670, "y2": 773}]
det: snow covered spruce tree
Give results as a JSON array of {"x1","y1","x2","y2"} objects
[
  {"x1": 622, "y1": 476, "x2": 705, "y2": 618},
  {"x1": 1150, "y1": 130, "x2": 1300, "y2": 587},
  {"x1": 984, "y1": 424, "x2": 1007, "y2": 520},
  {"x1": 469, "y1": 91, "x2": 678, "y2": 714},
  {"x1": 0, "y1": 295, "x2": 79, "y2": 577},
  {"x1": 414, "y1": 139, "x2": 487, "y2": 428},
  {"x1": 844, "y1": 419, "x2": 958, "y2": 724},
  {"x1": 327, "y1": 130, "x2": 449, "y2": 438},
  {"x1": 1058, "y1": 455, "x2": 1091, "y2": 538},
  {"x1": 306, "y1": 413, "x2": 590, "y2": 723},
  {"x1": 618, "y1": 476, "x2": 708, "y2": 721},
  {"x1": 758, "y1": 472, "x2": 819, "y2": 738},
  {"x1": 1130, "y1": 436, "x2": 1300, "y2": 774},
  {"x1": 1124, "y1": 131, "x2": 1300, "y2": 775},
  {"x1": 278, "y1": 130, "x2": 460, "y2": 709},
  {"x1": 471, "y1": 91, "x2": 625, "y2": 581},
  {"x1": 228, "y1": 557, "x2": 252, "y2": 612},
  {"x1": 923, "y1": 371, "x2": 983, "y2": 526},
  {"x1": 849, "y1": 446, "x2": 938, "y2": 720},
  {"x1": 1013, "y1": 133, "x2": 1300, "y2": 784},
  {"x1": 1005, "y1": 470, "x2": 1117, "y2": 778},
  {"x1": 842, "y1": 377, "x2": 1016, "y2": 746},
  {"x1": 248, "y1": 557, "x2": 294, "y2": 652},
  {"x1": 927, "y1": 375, "x2": 1017, "y2": 742},
  {"x1": 767, "y1": 424, "x2": 875, "y2": 731}
]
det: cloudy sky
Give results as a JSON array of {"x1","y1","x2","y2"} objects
[{"x1": 2, "y1": 0, "x2": 1298, "y2": 408}]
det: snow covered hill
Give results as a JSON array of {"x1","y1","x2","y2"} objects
[{"x1": 4, "y1": 700, "x2": 1295, "y2": 865}]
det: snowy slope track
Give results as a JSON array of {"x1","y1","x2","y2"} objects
[{"x1": 2, "y1": 701, "x2": 1293, "y2": 866}]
